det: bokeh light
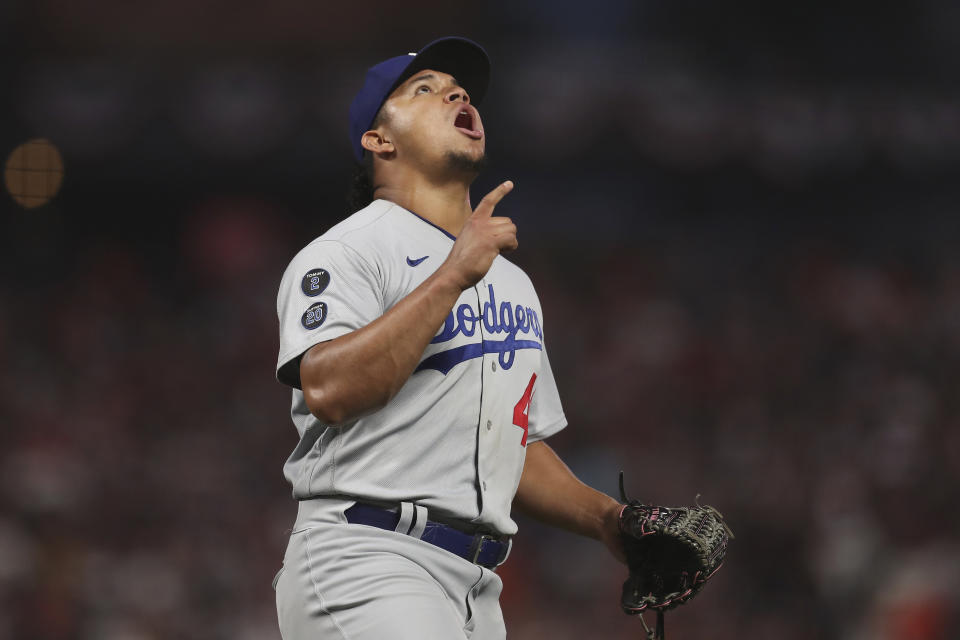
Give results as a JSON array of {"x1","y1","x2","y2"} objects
[{"x1": 4, "y1": 138, "x2": 64, "y2": 209}]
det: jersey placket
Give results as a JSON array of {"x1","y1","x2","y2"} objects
[
  {"x1": 474, "y1": 277, "x2": 494, "y2": 519},
  {"x1": 472, "y1": 270, "x2": 527, "y2": 527}
]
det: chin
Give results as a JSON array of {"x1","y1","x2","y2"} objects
[{"x1": 445, "y1": 149, "x2": 487, "y2": 175}]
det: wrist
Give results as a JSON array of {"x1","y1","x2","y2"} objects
[
  {"x1": 432, "y1": 262, "x2": 471, "y2": 293},
  {"x1": 600, "y1": 498, "x2": 627, "y2": 564},
  {"x1": 599, "y1": 497, "x2": 624, "y2": 540}
]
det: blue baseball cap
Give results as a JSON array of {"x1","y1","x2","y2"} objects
[{"x1": 349, "y1": 37, "x2": 490, "y2": 162}]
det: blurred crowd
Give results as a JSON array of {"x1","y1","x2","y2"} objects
[
  {"x1": 1, "y1": 195, "x2": 958, "y2": 639},
  {"x1": 3, "y1": 1, "x2": 960, "y2": 638}
]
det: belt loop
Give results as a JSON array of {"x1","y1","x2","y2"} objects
[
  {"x1": 470, "y1": 533, "x2": 499, "y2": 564},
  {"x1": 409, "y1": 505, "x2": 428, "y2": 539},
  {"x1": 395, "y1": 502, "x2": 415, "y2": 534},
  {"x1": 496, "y1": 538, "x2": 513, "y2": 567},
  {"x1": 468, "y1": 534, "x2": 484, "y2": 563}
]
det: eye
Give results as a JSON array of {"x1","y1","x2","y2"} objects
[{"x1": 416, "y1": 85, "x2": 431, "y2": 94}]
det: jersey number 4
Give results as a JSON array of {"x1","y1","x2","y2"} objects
[{"x1": 512, "y1": 373, "x2": 537, "y2": 447}]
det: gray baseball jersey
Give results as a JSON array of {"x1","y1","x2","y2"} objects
[{"x1": 275, "y1": 199, "x2": 566, "y2": 536}]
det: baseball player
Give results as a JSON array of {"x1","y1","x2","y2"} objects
[{"x1": 273, "y1": 37, "x2": 625, "y2": 640}]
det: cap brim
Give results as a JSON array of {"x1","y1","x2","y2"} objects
[{"x1": 390, "y1": 37, "x2": 490, "y2": 105}]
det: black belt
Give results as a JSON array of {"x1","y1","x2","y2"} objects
[{"x1": 344, "y1": 503, "x2": 511, "y2": 569}]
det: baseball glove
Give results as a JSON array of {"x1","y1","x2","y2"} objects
[{"x1": 617, "y1": 471, "x2": 733, "y2": 640}]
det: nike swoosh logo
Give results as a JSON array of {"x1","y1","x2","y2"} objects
[{"x1": 406, "y1": 255, "x2": 429, "y2": 267}]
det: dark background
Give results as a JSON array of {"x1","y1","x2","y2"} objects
[{"x1": 2, "y1": 1, "x2": 959, "y2": 638}]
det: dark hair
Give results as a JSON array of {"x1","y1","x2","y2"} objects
[
  {"x1": 348, "y1": 157, "x2": 375, "y2": 211},
  {"x1": 346, "y1": 110, "x2": 387, "y2": 211}
]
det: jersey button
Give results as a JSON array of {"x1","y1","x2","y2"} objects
[
  {"x1": 486, "y1": 420, "x2": 492, "y2": 431},
  {"x1": 491, "y1": 361, "x2": 497, "y2": 372},
  {"x1": 482, "y1": 481, "x2": 487, "y2": 491}
]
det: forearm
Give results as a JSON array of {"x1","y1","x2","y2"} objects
[
  {"x1": 513, "y1": 441, "x2": 622, "y2": 542},
  {"x1": 300, "y1": 267, "x2": 463, "y2": 424}
]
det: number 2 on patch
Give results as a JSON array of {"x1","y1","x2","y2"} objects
[{"x1": 512, "y1": 373, "x2": 537, "y2": 447}]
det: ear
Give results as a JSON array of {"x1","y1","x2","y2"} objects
[{"x1": 361, "y1": 129, "x2": 395, "y2": 156}]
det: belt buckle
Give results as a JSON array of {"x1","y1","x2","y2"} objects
[{"x1": 470, "y1": 533, "x2": 497, "y2": 564}]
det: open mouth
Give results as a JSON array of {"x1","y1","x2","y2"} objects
[{"x1": 453, "y1": 108, "x2": 483, "y2": 139}]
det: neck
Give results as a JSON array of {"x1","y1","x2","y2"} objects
[{"x1": 374, "y1": 165, "x2": 474, "y2": 237}]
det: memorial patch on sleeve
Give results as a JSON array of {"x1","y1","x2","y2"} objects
[
  {"x1": 301, "y1": 302, "x2": 328, "y2": 330},
  {"x1": 301, "y1": 269, "x2": 330, "y2": 297}
]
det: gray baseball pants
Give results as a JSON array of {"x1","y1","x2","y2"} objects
[{"x1": 274, "y1": 497, "x2": 507, "y2": 640}]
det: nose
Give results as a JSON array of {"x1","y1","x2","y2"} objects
[{"x1": 444, "y1": 87, "x2": 470, "y2": 104}]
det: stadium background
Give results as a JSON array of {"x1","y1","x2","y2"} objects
[{"x1": 2, "y1": 1, "x2": 959, "y2": 638}]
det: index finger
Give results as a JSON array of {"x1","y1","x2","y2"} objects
[{"x1": 472, "y1": 180, "x2": 514, "y2": 218}]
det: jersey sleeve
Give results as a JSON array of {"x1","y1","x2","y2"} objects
[
  {"x1": 526, "y1": 345, "x2": 567, "y2": 444},
  {"x1": 276, "y1": 239, "x2": 384, "y2": 389}
]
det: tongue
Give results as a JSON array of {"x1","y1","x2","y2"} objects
[{"x1": 455, "y1": 112, "x2": 472, "y2": 129}]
